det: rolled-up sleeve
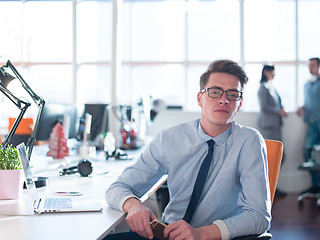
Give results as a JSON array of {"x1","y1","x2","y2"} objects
[{"x1": 106, "y1": 134, "x2": 167, "y2": 211}]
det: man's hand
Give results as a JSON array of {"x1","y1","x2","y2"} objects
[
  {"x1": 296, "y1": 106, "x2": 304, "y2": 117},
  {"x1": 123, "y1": 197, "x2": 157, "y2": 239},
  {"x1": 163, "y1": 220, "x2": 222, "y2": 240}
]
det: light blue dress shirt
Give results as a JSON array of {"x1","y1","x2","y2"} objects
[
  {"x1": 304, "y1": 76, "x2": 320, "y2": 124},
  {"x1": 106, "y1": 120, "x2": 271, "y2": 238}
]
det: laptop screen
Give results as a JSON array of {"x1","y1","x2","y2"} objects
[{"x1": 17, "y1": 143, "x2": 39, "y2": 207}]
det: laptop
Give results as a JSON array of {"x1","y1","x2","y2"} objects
[{"x1": 17, "y1": 142, "x2": 103, "y2": 214}]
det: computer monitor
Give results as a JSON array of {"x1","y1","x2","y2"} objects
[
  {"x1": 36, "y1": 103, "x2": 79, "y2": 141},
  {"x1": 77, "y1": 104, "x2": 109, "y2": 141}
]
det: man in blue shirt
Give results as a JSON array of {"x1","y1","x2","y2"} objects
[
  {"x1": 297, "y1": 57, "x2": 320, "y2": 193},
  {"x1": 105, "y1": 60, "x2": 271, "y2": 240}
]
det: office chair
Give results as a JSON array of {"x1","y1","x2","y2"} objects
[
  {"x1": 8, "y1": 117, "x2": 33, "y2": 135},
  {"x1": 232, "y1": 139, "x2": 283, "y2": 240},
  {"x1": 8, "y1": 117, "x2": 34, "y2": 147},
  {"x1": 297, "y1": 144, "x2": 320, "y2": 209}
]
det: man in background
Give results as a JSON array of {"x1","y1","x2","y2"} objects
[{"x1": 297, "y1": 57, "x2": 320, "y2": 194}]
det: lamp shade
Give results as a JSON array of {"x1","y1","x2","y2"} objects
[{"x1": 0, "y1": 67, "x2": 16, "y2": 88}]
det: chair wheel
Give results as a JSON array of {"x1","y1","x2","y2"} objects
[{"x1": 298, "y1": 199, "x2": 303, "y2": 207}]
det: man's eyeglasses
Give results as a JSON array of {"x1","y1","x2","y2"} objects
[{"x1": 200, "y1": 87, "x2": 243, "y2": 101}]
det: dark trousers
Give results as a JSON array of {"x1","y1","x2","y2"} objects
[{"x1": 103, "y1": 232, "x2": 157, "y2": 240}]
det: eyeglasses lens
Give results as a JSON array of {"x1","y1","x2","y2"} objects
[{"x1": 208, "y1": 89, "x2": 241, "y2": 101}]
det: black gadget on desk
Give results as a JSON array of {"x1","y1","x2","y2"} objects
[
  {"x1": 59, "y1": 159, "x2": 93, "y2": 177},
  {"x1": 23, "y1": 177, "x2": 48, "y2": 189},
  {"x1": 77, "y1": 103, "x2": 109, "y2": 144},
  {"x1": 106, "y1": 148, "x2": 133, "y2": 160}
]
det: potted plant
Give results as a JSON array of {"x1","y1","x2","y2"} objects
[{"x1": 0, "y1": 144, "x2": 24, "y2": 200}]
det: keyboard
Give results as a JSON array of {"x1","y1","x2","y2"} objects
[{"x1": 44, "y1": 198, "x2": 72, "y2": 209}]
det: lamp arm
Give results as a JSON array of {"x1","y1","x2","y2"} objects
[
  {"x1": 0, "y1": 85, "x2": 31, "y2": 148},
  {"x1": 26, "y1": 100, "x2": 45, "y2": 159},
  {"x1": 1, "y1": 59, "x2": 46, "y2": 160},
  {"x1": 5, "y1": 60, "x2": 44, "y2": 107},
  {"x1": 0, "y1": 84, "x2": 31, "y2": 110}
]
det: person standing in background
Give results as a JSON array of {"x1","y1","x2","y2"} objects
[
  {"x1": 297, "y1": 57, "x2": 320, "y2": 194},
  {"x1": 258, "y1": 64, "x2": 288, "y2": 197}
]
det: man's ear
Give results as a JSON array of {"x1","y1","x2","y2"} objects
[
  {"x1": 197, "y1": 91, "x2": 202, "y2": 107},
  {"x1": 237, "y1": 98, "x2": 243, "y2": 112}
]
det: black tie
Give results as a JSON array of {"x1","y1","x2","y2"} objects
[{"x1": 183, "y1": 139, "x2": 214, "y2": 223}]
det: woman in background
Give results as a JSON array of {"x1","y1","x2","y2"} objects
[{"x1": 258, "y1": 64, "x2": 288, "y2": 196}]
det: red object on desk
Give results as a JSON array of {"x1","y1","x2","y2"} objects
[{"x1": 47, "y1": 122, "x2": 69, "y2": 159}]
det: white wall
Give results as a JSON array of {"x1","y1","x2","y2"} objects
[{"x1": 147, "y1": 110, "x2": 310, "y2": 193}]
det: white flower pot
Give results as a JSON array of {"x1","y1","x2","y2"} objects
[{"x1": 0, "y1": 169, "x2": 24, "y2": 200}]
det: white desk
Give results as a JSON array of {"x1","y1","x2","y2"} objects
[{"x1": 0, "y1": 143, "x2": 167, "y2": 240}]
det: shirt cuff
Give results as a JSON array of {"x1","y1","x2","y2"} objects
[
  {"x1": 119, "y1": 195, "x2": 140, "y2": 212},
  {"x1": 213, "y1": 219, "x2": 230, "y2": 240}
]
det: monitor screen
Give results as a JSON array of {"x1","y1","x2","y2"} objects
[
  {"x1": 36, "y1": 103, "x2": 79, "y2": 141},
  {"x1": 77, "y1": 104, "x2": 109, "y2": 141}
]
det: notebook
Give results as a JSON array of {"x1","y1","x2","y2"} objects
[{"x1": 17, "y1": 142, "x2": 103, "y2": 214}]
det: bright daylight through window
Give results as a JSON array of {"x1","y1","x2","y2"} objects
[{"x1": 1, "y1": 0, "x2": 320, "y2": 131}]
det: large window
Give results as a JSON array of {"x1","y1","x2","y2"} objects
[
  {"x1": 77, "y1": 0, "x2": 112, "y2": 104},
  {"x1": 121, "y1": 0, "x2": 320, "y2": 112},
  {"x1": 243, "y1": 0, "x2": 297, "y2": 111},
  {"x1": 1, "y1": 0, "x2": 320, "y2": 131}
]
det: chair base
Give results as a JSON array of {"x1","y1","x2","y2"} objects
[
  {"x1": 232, "y1": 232, "x2": 272, "y2": 240},
  {"x1": 297, "y1": 192, "x2": 320, "y2": 209}
]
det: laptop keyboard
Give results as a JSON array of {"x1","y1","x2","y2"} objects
[{"x1": 44, "y1": 198, "x2": 72, "y2": 209}]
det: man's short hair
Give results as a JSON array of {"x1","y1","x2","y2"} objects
[
  {"x1": 309, "y1": 57, "x2": 320, "y2": 66},
  {"x1": 199, "y1": 59, "x2": 248, "y2": 91}
]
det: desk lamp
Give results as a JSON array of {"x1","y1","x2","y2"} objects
[{"x1": 0, "y1": 58, "x2": 45, "y2": 160}]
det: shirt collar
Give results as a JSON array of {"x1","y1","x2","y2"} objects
[
  {"x1": 309, "y1": 75, "x2": 320, "y2": 83},
  {"x1": 197, "y1": 121, "x2": 232, "y2": 146}
]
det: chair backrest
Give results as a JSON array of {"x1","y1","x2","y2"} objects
[
  {"x1": 8, "y1": 118, "x2": 34, "y2": 135},
  {"x1": 7, "y1": 118, "x2": 34, "y2": 147},
  {"x1": 265, "y1": 139, "x2": 283, "y2": 205}
]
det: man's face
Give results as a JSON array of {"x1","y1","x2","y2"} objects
[
  {"x1": 308, "y1": 60, "x2": 320, "y2": 76},
  {"x1": 197, "y1": 72, "x2": 243, "y2": 132}
]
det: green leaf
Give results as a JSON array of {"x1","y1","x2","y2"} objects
[{"x1": 0, "y1": 144, "x2": 22, "y2": 170}]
